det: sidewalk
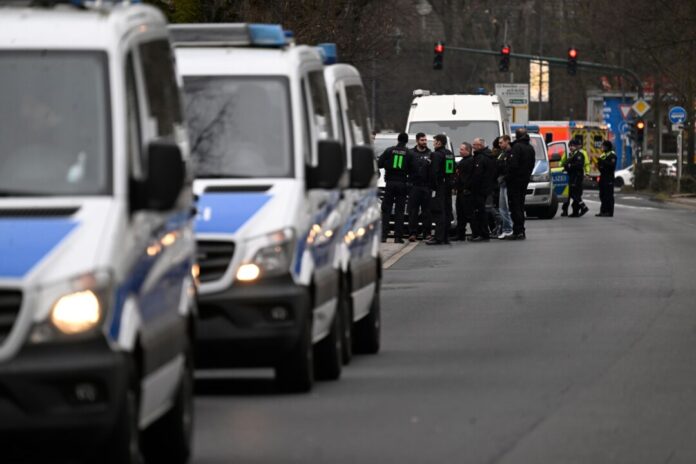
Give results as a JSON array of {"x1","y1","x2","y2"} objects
[{"x1": 664, "y1": 194, "x2": 696, "y2": 209}]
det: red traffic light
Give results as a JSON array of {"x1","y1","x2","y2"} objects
[
  {"x1": 435, "y1": 42, "x2": 445, "y2": 54},
  {"x1": 568, "y1": 48, "x2": 578, "y2": 59},
  {"x1": 501, "y1": 45, "x2": 511, "y2": 55}
]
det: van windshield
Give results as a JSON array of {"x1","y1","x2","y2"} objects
[
  {"x1": 408, "y1": 121, "x2": 499, "y2": 148},
  {"x1": 529, "y1": 137, "x2": 547, "y2": 160},
  {"x1": 182, "y1": 76, "x2": 293, "y2": 178},
  {"x1": 0, "y1": 51, "x2": 111, "y2": 196}
]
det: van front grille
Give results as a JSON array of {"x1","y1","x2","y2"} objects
[{"x1": 197, "y1": 241, "x2": 235, "y2": 283}]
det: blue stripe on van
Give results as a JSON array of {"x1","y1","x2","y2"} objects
[{"x1": 195, "y1": 193, "x2": 271, "y2": 235}]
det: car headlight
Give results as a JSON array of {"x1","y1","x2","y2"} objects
[
  {"x1": 531, "y1": 173, "x2": 550, "y2": 182},
  {"x1": 30, "y1": 271, "x2": 111, "y2": 344},
  {"x1": 235, "y1": 229, "x2": 295, "y2": 282}
]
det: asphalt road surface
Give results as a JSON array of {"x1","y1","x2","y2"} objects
[{"x1": 193, "y1": 193, "x2": 696, "y2": 464}]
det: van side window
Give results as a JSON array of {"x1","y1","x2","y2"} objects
[
  {"x1": 307, "y1": 71, "x2": 333, "y2": 140},
  {"x1": 138, "y1": 39, "x2": 182, "y2": 138},
  {"x1": 334, "y1": 91, "x2": 345, "y2": 145},
  {"x1": 345, "y1": 85, "x2": 371, "y2": 146},
  {"x1": 125, "y1": 52, "x2": 143, "y2": 178},
  {"x1": 301, "y1": 79, "x2": 312, "y2": 162}
]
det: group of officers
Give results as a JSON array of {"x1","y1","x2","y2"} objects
[
  {"x1": 378, "y1": 128, "x2": 537, "y2": 245},
  {"x1": 378, "y1": 129, "x2": 619, "y2": 245}
]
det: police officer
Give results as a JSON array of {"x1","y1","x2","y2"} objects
[
  {"x1": 596, "y1": 140, "x2": 617, "y2": 217},
  {"x1": 454, "y1": 142, "x2": 475, "y2": 241},
  {"x1": 407, "y1": 133, "x2": 432, "y2": 241},
  {"x1": 560, "y1": 139, "x2": 590, "y2": 217},
  {"x1": 425, "y1": 134, "x2": 450, "y2": 245},
  {"x1": 471, "y1": 138, "x2": 496, "y2": 241},
  {"x1": 378, "y1": 132, "x2": 411, "y2": 243},
  {"x1": 443, "y1": 138, "x2": 456, "y2": 238}
]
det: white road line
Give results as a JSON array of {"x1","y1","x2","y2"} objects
[
  {"x1": 383, "y1": 241, "x2": 419, "y2": 269},
  {"x1": 584, "y1": 199, "x2": 657, "y2": 210}
]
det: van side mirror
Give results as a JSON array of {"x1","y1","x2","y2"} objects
[
  {"x1": 549, "y1": 153, "x2": 562, "y2": 163},
  {"x1": 306, "y1": 140, "x2": 344, "y2": 190},
  {"x1": 142, "y1": 140, "x2": 185, "y2": 211},
  {"x1": 350, "y1": 145, "x2": 376, "y2": 188},
  {"x1": 545, "y1": 133, "x2": 553, "y2": 144}
]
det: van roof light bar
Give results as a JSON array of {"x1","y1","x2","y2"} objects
[
  {"x1": 169, "y1": 23, "x2": 288, "y2": 48},
  {"x1": 317, "y1": 43, "x2": 337, "y2": 65}
]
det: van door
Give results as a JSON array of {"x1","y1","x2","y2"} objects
[{"x1": 127, "y1": 40, "x2": 189, "y2": 410}]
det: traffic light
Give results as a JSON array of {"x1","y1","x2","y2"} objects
[
  {"x1": 499, "y1": 44, "x2": 511, "y2": 72},
  {"x1": 635, "y1": 119, "x2": 645, "y2": 144},
  {"x1": 433, "y1": 41, "x2": 444, "y2": 70},
  {"x1": 567, "y1": 47, "x2": 578, "y2": 75}
]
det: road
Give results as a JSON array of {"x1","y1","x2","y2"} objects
[{"x1": 193, "y1": 193, "x2": 696, "y2": 464}]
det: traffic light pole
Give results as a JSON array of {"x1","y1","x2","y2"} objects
[{"x1": 446, "y1": 46, "x2": 643, "y2": 98}]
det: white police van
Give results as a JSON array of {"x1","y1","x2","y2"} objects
[
  {"x1": 0, "y1": 1, "x2": 196, "y2": 463},
  {"x1": 320, "y1": 45, "x2": 382, "y2": 360},
  {"x1": 171, "y1": 24, "x2": 346, "y2": 392}
]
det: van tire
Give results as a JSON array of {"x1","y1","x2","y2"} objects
[
  {"x1": 615, "y1": 177, "x2": 624, "y2": 188},
  {"x1": 275, "y1": 316, "x2": 314, "y2": 393},
  {"x1": 105, "y1": 361, "x2": 143, "y2": 464},
  {"x1": 314, "y1": 305, "x2": 343, "y2": 381},
  {"x1": 143, "y1": 341, "x2": 194, "y2": 464},
  {"x1": 539, "y1": 192, "x2": 559, "y2": 219},
  {"x1": 339, "y1": 280, "x2": 353, "y2": 365},
  {"x1": 354, "y1": 279, "x2": 381, "y2": 354}
]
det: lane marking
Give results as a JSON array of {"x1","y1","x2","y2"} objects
[
  {"x1": 383, "y1": 241, "x2": 419, "y2": 269},
  {"x1": 584, "y1": 199, "x2": 657, "y2": 211}
]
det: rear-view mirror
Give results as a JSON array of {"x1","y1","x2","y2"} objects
[
  {"x1": 350, "y1": 146, "x2": 376, "y2": 188},
  {"x1": 306, "y1": 140, "x2": 344, "y2": 190},
  {"x1": 549, "y1": 153, "x2": 562, "y2": 163},
  {"x1": 141, "y1": 140, "x2": 185, "y2": 211}
]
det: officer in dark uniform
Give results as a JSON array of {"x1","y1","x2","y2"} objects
[
  {"x1": 454, "y1": 142, "x2": 475, "y2": 241},
  {"x1": 443, "y1": 140, "x2": 456, "y2": 238},
  {"x1": 425, "y1": 134, "x2": 450, "y2": 245},
  {"x1": 407, "y1": 133, "x2": 432, "y2": 241},
  {"x1": 378, "y1": 132, "x2": 411, "y2": 243},
  {"x1": 596, "y1": 140, "x2": 617, "y2": 217},
  {"x1": 561, "y1": 139, "x2": 590, "y2": 217}
]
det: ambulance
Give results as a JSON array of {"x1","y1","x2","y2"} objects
[
  {"x1": 0, "y1": 2, "x2": 196, "y2": 463},
  {"x1": 171, "y1": 24, "x2": 348, "y2": 392}
]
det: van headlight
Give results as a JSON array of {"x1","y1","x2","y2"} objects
[
  {"x1": 531, "y1": 173, "x2": 550, "y2": 182},
  {"x1": 236, "y1": 229, "x2": 295, "y2": 283},
  {"x1": 30, "y1": 271, "x2": 111, "y2": 344}
]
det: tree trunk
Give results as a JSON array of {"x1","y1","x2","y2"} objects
[{"x1": 650, "y1": 83, "x2": 661, "y2": 191}]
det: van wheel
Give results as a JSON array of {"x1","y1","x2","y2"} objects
[
  {"x1": 106, "y1": 365, "x2": 143, "y2": 464},
  {"x1": 615, "y1": 177, "x2": 624, "y2": 188},
  {"x1": 354, "y1": 279, "x2": 381, "y2": 354},
  {"x1": 314, "y1": 304, "x2": 343, "y2": 381},
  {"x1": 339, "y1": 283, "x2": 353, "y2": 365},
  {"x1": 275, "y1": 316, "x2": 314, "y2": 393},
  {"x1": 143, "y1": 341, "x2": 194, "y2": 464}
]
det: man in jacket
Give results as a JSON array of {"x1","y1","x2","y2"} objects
[
  {"x1": 408, "y1": 133, "x2": 432, "y2": 240},
  {"x1": 425, "y1": 134, "x2": 450, "y2": 245},
  {"x1": 471, "y1": 138, "x2": 496, "y2": 241},
  {"x1": 454, "y1": 142, "x2": 474, "y2": 241},
  {"x1": 496, "y1": 135, "x2": 514, "y2": 239},
  {"x1": 506, "y1": 128, "x2": 536, "y2": 239},
  {"x1": 596, "y1": 140, "x2": 617, "y2": 217},
  {"x1": 560, "y1": 138, "x2": 590, "y2": 217},
  {"x1": 378, "y1": 132, "x2": 411, "y2": 243}
]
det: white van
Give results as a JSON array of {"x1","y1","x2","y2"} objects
[
  {"x1": 322, "y1": 54, "x2": 382, "y2": 359},
  {"x1": 406, "y1": 91, "x2": 509, "y2": 146},
  {"x1": 0, "y1": 2, "x2": 196, "y2": 463},
  {"x1": 171, "y1": 24, "x2": 346, "y2": 392}
]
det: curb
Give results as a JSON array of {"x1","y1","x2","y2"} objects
[{"x1": 383, "y1": 242, "x2": 419, "y2": 269}]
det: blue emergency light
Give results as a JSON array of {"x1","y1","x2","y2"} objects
[
  {"x1": 317, "y1": 43, "x2": 338, "y2": 65},
  {"x1": 169, "y1": 23, "x2": 288, "y2": 48}
]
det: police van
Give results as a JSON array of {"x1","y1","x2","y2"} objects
[
  {"x1": 0, "y1": 2, "x2": 196, "y2": 463},
  {"x1": 320, "y1": 45, "x2": 382, "y2": 361},
  {"x1": 171, "y1": 24, "x2": 346, "y2": 392}
]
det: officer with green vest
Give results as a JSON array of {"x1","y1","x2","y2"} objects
[
  {"x1": 560, "y1": 138, "x2": 590, "y2": 217},
  {"x1": 378, "y1": 132, "x2": 412, "y2": 243},
  {"x1": 596, "y1": 140, "x2": 617, "y2": 217}
]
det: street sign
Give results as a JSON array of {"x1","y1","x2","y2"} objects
[
  {"x1": 618, "y1": 121, "x2": 628, "y2": 135},
  {"x1": 631, "y1": 99, "x2": 651, "y2": 117},
  {"x1": 495, "y1": 83, "x2": 529, "y2": 124},
  {"x1": 619, "y1": 104, "x2": 632, "y2": 119},
  {"x1": 668, "y1": 106, "x2": 687, "y2": 124}
]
